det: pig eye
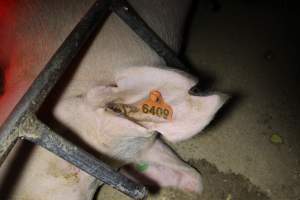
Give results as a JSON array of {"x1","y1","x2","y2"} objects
[
  {"x1": 189, "y1": 85, "x2": 213, "y2": 97},
  {"x1": 189, "y1": 86, "x2": 200, "y2": 95},
  {"x1": 111, "y1": 105, "x2": 122, "y2": 113},
  {"x1": 106, "y1": 102, "x2": 122, "y2": 113}
]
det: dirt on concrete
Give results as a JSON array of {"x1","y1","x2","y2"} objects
[
  {"x1": 97, "y1": 159, "x2": 270, "y2": 200},
  {"x1": 189, "y1": 159, "x2": 270, "y2": 200}
]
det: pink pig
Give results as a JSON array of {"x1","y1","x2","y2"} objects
[
  {"x1": 53, "y1": 66, "x2": 227, "y2": 195},
  {"x1": 0, "y1": 0, "x2": 227, "y2": 199}
]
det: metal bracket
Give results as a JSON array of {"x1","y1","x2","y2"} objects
[{"x1": 0, "y1": 0, "x2": 189, "y2": 199}]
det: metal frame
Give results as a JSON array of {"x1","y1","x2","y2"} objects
[{"x1": 0, "y1": 0, "x2": 190, "y2": 199}]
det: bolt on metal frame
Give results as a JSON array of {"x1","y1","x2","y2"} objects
[{"x1": 0, "y1": 0, "x2": 190, "y2": 199}]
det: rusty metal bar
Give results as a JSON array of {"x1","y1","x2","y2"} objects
[
  {"x1": 0, "y1": 0, "x2": 111, "y2": 164},
  {"x1": 111, "y1": 0, "x2": 187, "y2": 71},
  {"x1": 111, "y1": 0, "x2": 206, "y2": 96},
  {"x1": 20, "y1": 114, "x2": 146, "y2": 200}
]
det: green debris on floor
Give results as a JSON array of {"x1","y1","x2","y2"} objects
[
  {"x1": 270, "y1": 134, "x2": 283, "y2": 144},
  {"x1": 226, "y1": 194, "x2": 232, "y2": 200}
]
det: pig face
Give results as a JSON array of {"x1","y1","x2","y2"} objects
[
  {"x1": 55, "y1": 66, "x2": 227, "y2": 152},
  {"x1": 81, "y1": 66, "x2": 227, "y2": 142}
]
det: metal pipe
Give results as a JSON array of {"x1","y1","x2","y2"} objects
[
  {"x1": 112, "y1": 0, "x2": 207, "y2": 96},
  {"x1": 21, "y1": 115, "x2": 147, "y2": 200},
  {"x1": 0, "y1": 0, "x2": 110, "y2": 165},
  {"x1": 111, "y1": 0, "x2": 187, "y2": 71}
]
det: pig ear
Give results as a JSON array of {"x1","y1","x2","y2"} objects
[
  {"x1": 115, "y1": 66, "x2": 196, "y2": 92},
  {"x1": 146, "y1": 93, "x2": 229, "y2": 143},
  {"x1": 85, "y1": 85, "x2": 119, "y2": 107}
]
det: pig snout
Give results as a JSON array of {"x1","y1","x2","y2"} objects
[{"x1": 121, "y1": 140, "x2": 204, "y2": 194}]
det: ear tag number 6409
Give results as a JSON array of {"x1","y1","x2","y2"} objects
[{"x1": 140, "y1": 90, "x2": 173, "y2": 121}]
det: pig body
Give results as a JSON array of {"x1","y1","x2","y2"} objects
[
  {"x1": 0, "y1": 0, "x2": 227, "y2": 199},
  {"x1": 52, "y1": 65, "x2": 226, "y2": 196},
  {"x1": 0, "y1": 65, "x2": 226, "y2": 200}
]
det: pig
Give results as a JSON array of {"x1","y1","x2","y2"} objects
[
  {"x1": 0, "y1": 0, "x2": 227, "y2": 199},
  {"x1": 53, "y1": 65, "x2": 227, "y2": 194}
]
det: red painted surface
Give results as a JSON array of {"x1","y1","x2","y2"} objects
[
  {"x1": 0, "y1": 0, "x2": 31, "y2": 125},
  {"x1": 0, "y1": 0, "x2": 17, "y2": 124},
  {"x1": 0, "y1": 0, "x2": 58, "y2": 126},
  {"x1": 0, "y1": 0, "x2": 17, "y2": 72},
  {"x1": 0, "y1": 1, "x2": 82, "y2": 125}
]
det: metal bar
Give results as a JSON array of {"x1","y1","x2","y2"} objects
[
  {"x1": 111, "y1": 0, "x2": 187, "y2": 71},
  {"x1": 20, "y1": 114, "x2": 147, "y2": 200},
  {"x1": 112, "y1": 0, "x2": 204, "y2": 96},
  {"x1": 0, "y1": 0, "x2": 110, "y2": 165},
  {"x1": 0, "y1": 127, "x2": 19, "y2": 166}
]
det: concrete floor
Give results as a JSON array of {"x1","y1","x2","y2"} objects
[
  {"x1": 99, "y1": 1, "x2": 300, "y2": 199},
  {"x1": 179, "y1": 0, "x2": 300, "y2": 199}
]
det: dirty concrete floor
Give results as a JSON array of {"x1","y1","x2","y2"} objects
[
  {"x1": 98, "y1": 159, "x2": 271, "y2": 200},
  {"x1": 98, "y1": 0, "x2": 300, "y2": 200}
]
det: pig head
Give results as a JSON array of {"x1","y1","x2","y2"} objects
[
  {"x1": 53, "y1": 65, "x2": 227, "y2": 194},
  {"x1": 56, "y1": 66, "x2": 227, "y2": 146}
]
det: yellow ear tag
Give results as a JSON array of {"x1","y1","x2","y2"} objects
[{"x1": 139, "y1": 90, "x2": 173, "y2": 121}]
